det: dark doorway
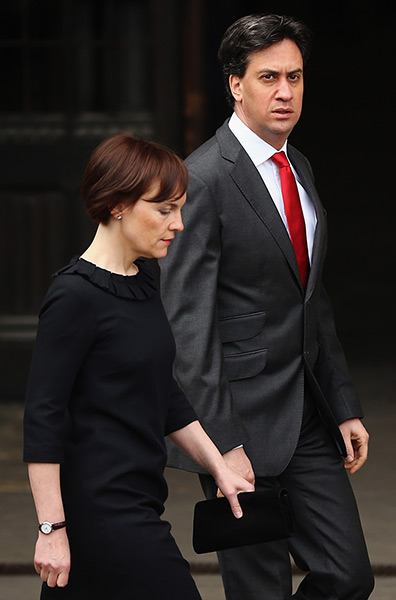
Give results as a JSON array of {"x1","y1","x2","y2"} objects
[{"x1": 0, "y1": 0, "x2": 155, "y2": 398}]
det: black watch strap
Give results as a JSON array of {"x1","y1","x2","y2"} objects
[{"x1": 51, "y1": 520, "x2": 67, "y2": 531}]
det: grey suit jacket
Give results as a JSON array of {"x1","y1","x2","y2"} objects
[{"x1": 160, "y1": 119, "x2": 363, "y2": 477}]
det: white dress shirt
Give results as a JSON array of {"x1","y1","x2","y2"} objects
[{"x1": 228, "y1": 112, "x2": 317, "y2": 263}]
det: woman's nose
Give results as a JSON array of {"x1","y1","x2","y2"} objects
[{"x1": 170, "y1": 212, "x2": 184, "y2": 231}]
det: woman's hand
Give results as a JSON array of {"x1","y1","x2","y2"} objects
[
  {"x1": 168, "y1": 420, "x2": 255, "y2": 518},
  {"x1": 34, "y1": 528, "x2": 71, "y2": 588},
  {"x1": 28, "y1": 463, "x2": 70, "y2": 586},
  {"x1": 222, "y1": 447, "x2": 255, "y2": 486},
  {"x1": 215, "y1": 464, "x2": 255, "y2": 519}
]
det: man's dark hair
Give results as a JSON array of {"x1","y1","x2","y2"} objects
[{"x1": 218, "y1": 14, "x2": 312, "y2": 107}]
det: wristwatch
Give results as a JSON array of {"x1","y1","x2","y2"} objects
[{"x1": 39, "y1": 520, "x2": 67, "y2": 534}]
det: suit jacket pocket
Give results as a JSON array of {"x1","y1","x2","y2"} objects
[
  {"x1": 219, "y1": 311, "x2": 266, "y2": 343},
  {"x1": 224, "y1": 348, "x2": 268, "y2": 381}
]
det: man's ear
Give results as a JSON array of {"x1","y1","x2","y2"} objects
[{"x1": 229, "y1": 74, "x2": 243, "y2": 103}]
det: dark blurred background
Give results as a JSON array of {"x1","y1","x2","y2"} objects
[{"x1": 0, "y1": 0, "x2": 394, "y2": 400}]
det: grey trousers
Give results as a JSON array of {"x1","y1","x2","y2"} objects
[{"x1": 199, "y1": 399, "x2": 374, "y2": 600}]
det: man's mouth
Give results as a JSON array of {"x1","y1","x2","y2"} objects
[{"x1": 273, "y1": 107, "x2": 293, "y2": 114}]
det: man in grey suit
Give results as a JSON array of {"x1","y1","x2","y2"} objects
[{"x1": 159, "y1": 14, "x2": 374, "y2": 600}]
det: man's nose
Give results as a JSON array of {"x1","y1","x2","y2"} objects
[{"x1": 276, "y1": 78, "x2": 292, "y2": 100}]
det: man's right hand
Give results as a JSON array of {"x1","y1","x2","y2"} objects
[{"x1": 222, "y1": 447, "x2": 255, "y2": 485}]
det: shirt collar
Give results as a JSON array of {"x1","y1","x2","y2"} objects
[{"x1": 228, "y1": 112, "x2": 289, "y2": 166}]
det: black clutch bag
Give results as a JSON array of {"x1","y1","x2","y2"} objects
[{"x1": 192, "y1": 488, "x2": 294, "y2": 554}]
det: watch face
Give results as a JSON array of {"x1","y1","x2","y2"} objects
[{"x1": 40, "y1": 522, "x2": 52, "y2": 534}]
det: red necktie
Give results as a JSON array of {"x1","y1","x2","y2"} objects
[{"x1": 271, "y1": 151, "x2": 309, "y2": 290}]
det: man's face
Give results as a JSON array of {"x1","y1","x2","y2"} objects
[{"x1": 230, "y1": 39, "x2": 304, "y2": 149}]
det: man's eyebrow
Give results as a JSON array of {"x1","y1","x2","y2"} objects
[
  {"x1": 256, "y1": 68, "x2": 279, "y2": 75},
  {"x1": 257, "y1": 68, "x2": 303, "y2": 75}
]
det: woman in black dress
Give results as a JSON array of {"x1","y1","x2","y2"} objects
[{"x1": 24, "y1": 134, "x2": 254, "y2": 599}]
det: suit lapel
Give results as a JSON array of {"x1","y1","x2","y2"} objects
[{"x1": 216, "y1": 122, "x2": 303, "y2": 292}]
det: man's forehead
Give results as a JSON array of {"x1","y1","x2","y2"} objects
[{"x1": 246, "y1": 40, "x2": 303, "y2": 66}]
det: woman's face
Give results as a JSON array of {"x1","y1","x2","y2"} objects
[{"x1": 117, "y1": 183, "x2": 186, "y2": 260}]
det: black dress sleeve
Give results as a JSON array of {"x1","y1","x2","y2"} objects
[
  {"x1": 164, "y1": 377, "x2": 198, "y2": 436},
  {"x1": 24, "y1": 276, "x2": 96, "y2": 463}
]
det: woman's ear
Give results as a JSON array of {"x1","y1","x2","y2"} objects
[{"x1": 110, "y1": 204, "x2": 124, "y2": 220}]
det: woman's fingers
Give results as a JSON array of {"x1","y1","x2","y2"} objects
[
  {"x1": 36, "y1": 563, "x2": 70, "y2": 588},
  {"x1": 229, "y1": 495, "x2": 243, "y2": 519},
  {"x1": 46, "y1": 570, "x2": 58, "y2": 588},
  {"x1": 56, "y1": 568, "x2": 70, "y2": 588}
]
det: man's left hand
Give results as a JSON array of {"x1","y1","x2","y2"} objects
[{"x1": 339, "y1": 418, "x2": 369, "y2": 474}]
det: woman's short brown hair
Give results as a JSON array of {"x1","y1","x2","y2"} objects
[{"x1": 82, "y1": 133, "x2": 188, "y2": 224}]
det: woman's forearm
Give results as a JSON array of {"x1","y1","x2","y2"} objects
[
  {"x1": 28, "y1": 463, "x2": 66, "y2": 524},
  {"x1": 28, "y1": 463, "x2": 70, "y2": 588},
  {"x1": 168, "y1": 420, "x2": 229, "y2": 479}
]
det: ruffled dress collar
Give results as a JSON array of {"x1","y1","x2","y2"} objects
[{"x1": 54, "y1": 256, "x2": 157, "y2": 301}]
